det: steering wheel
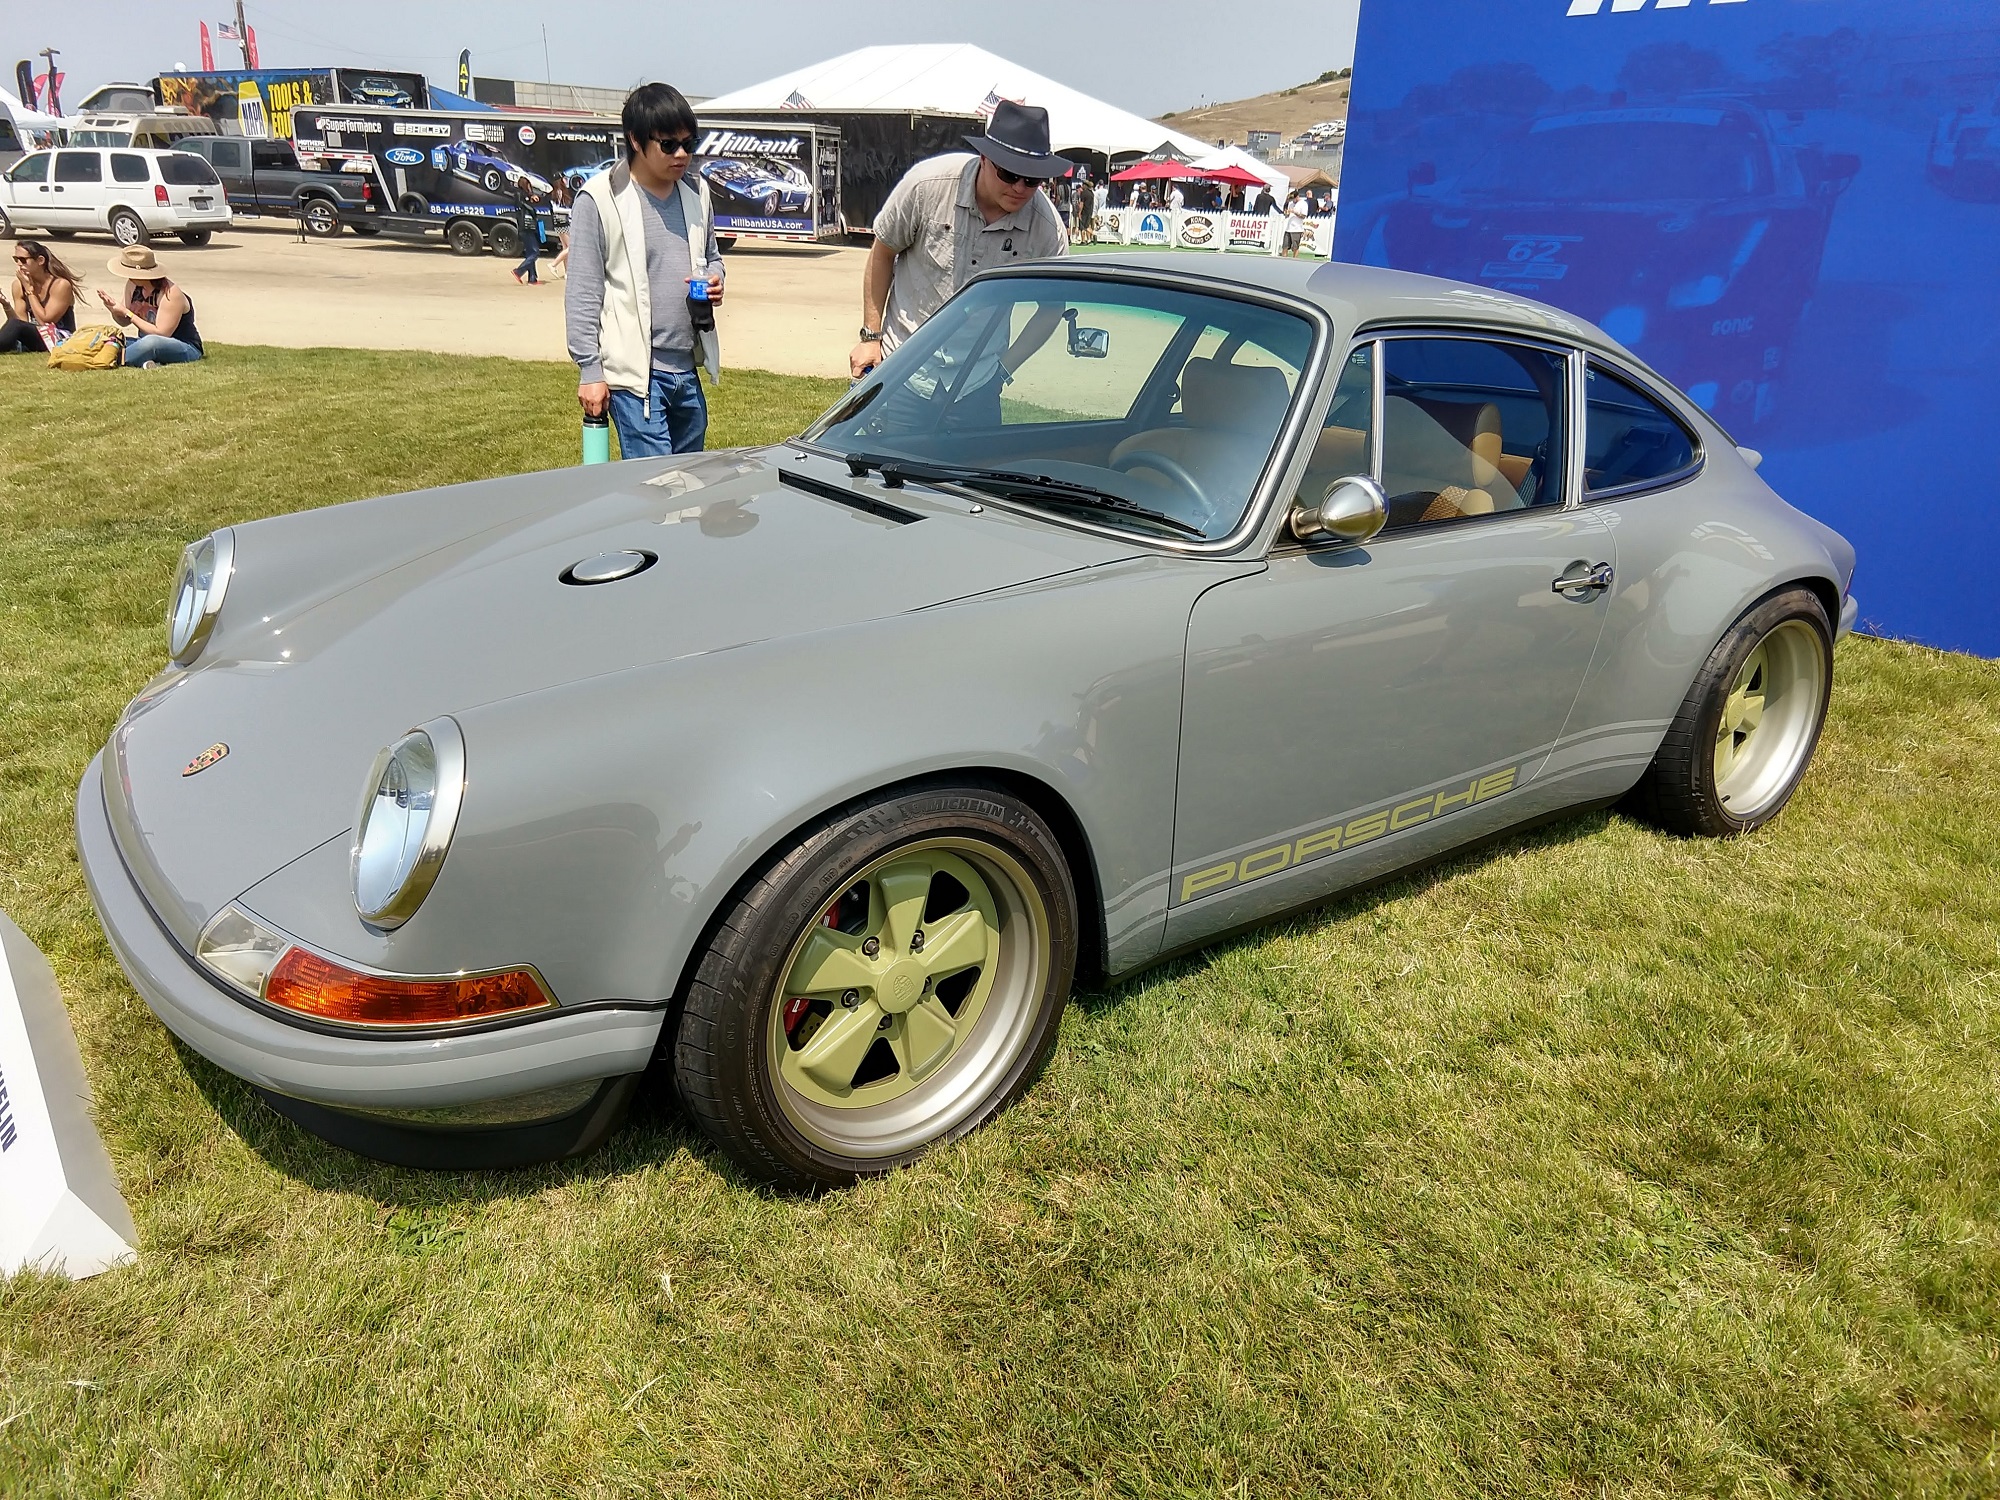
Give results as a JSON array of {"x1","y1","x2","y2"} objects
[{"x1": 1112, "y1": 450, "x2": 1213, "y2": 524}]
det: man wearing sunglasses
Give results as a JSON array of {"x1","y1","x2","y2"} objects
[
  {"x1": 850, "y1": 100, "x2": 1070, "y2": 380},
  {"x1": 566, "y1": 82, "x2": 725, "y2": 455}
]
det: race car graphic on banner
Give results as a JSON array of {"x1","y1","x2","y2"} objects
[
  {"x1": 692, "y1": 125, "x2": 837, "y2": 239},
  {"x1": 293, "y1": 106, "x2": 618, "y2": 221},
  {"x1": 1336, "y1": 0, "x2": 2000, "y2": 655}
]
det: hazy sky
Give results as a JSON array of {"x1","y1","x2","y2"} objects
[{"x1": 6, "y1": 1, "x2": 1362, "y2": 120}]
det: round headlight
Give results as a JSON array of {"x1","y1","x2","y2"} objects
[
  {"x1": 167, "y1": 528, "x2": 234, "y2": 665},
  {"x1": 352, "y1": 717, "x2": 466, "y2": 930}
]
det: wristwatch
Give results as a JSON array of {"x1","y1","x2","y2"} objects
[{"x1": 859, "y1": 326, "x2": 884, "y2": 342}]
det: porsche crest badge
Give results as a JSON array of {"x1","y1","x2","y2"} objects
[{"x1": 182, "y1": 743, "x2": 229, "y2": 777}]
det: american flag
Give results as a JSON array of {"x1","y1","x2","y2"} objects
[{"x1": 217, "y1": 21, "x2": 242, "y2": 41}]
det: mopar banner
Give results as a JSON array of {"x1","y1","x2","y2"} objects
[
  {"x1": 694, "y1": 125, "x2": 816, "y2": 236},
  {"x1": 1337, "y1": 0, "x2": 2000, "y2": 655},
  {"x1": 294, "y1": 106, "x2": 618, "y2": 220}
]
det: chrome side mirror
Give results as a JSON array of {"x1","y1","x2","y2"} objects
[{"x1": 1290, "y1": 475, "x2": 1387, "y2": 545}]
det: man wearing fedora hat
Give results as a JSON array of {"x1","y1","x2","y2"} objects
[
  {"x1": 850, "y1": 99, "x2": 1069, "y2": 380},
  {"x1": 97, "y1": 246, "x2": 205, "y2": 367}
]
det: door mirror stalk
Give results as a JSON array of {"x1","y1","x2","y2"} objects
[{"x1": 1290, "y1": 475, "x2": 1388, "y2": 545}]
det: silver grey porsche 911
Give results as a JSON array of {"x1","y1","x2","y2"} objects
[{"x1": 78, "y1": 257, "x2": 1857, "y2": 1187}]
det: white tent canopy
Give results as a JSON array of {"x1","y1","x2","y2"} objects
[
  {"x1": 0, "y1": 86, "x2": 65, "y2": 131},
  {"x1": 701, "y1": 44, "x2": 1212, "y2": 162}
]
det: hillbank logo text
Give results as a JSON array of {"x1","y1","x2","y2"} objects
[{"x1": 1567, "y1": 0, "x2": 1748, "y2": 13}]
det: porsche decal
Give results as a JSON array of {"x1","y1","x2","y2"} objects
[
  {"x1": 1178, "y1": 766, "x2": 1519, "y2": 904},
  {"x1": 182, "y1": 742, "x2": 229, "y2": 777}
]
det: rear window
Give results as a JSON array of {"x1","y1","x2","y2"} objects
[
  {"x1": 111, "y1": 153, "x2": 151, "y2": 183},
  {"x1": 160, "y1": 153, "x2": 221, "y2": 186}
]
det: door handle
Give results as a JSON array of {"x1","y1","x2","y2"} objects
[{"x1": 1553, "y1": 562, "x2": 1614, "y2": 594}]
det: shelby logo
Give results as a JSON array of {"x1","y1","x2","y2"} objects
[
  {"x1": 1178, "y1": 766, "x2": 1519, "y2": 904},
  {"x1": 1569, "y1": 0, "x2": 1748, "y2": 12}
]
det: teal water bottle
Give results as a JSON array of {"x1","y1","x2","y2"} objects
[{"x1": 582, "y1": 411, "x2": 610, "y2": 465}]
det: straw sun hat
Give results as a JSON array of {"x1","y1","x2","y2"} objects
[{"x1": 106, "y1": 246, "x2": 171, "y2": 281}]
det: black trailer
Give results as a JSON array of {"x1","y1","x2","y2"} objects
[
  {"x1": 291, "y1": 105, "x2": 621, "y2": 255},
  {"x1": 292, "y1": 104, "x2": 844, "y2": 254}
]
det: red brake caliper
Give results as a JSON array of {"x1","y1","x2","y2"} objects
[{"x1": 784, "y1": 902, "x2": 845, "y2": 1036}]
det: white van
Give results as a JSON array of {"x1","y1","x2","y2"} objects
[
  {"x1": 0, "y1": 146, "x2": 233, "y2": 246},
  {"x1": 65, "y1": 113, "x2": 221, "y2": 150}
]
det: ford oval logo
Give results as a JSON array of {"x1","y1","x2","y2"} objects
[{"x1": 383, "y1": 147, "x2": 425, "y2": 166}]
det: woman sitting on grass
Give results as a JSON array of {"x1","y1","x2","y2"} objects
[
  {"x1": 97, "y1": 246, "x2": 204, "y2": 368},
  {"x1": 0, "y1": 240, "x2": 79, "y2": 353}
]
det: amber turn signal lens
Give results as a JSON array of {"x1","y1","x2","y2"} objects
[{"x1": 264, "y1": 947, "x2": 553, "y2": 1027}]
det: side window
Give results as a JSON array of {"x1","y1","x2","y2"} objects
[
  {"x1": 1295, "y1": 343, "x2": 1375, "y2": 505},
  {"x1": 9, "y1": 153, "x2": 50, "y2": 184},
  {"x1": 1379, "y1": 337, "x2": 1566, "y2": 531},
  {"x1": 252, "y1": 140, "x2": 296, "y2": 172},
  {"x1": 211, "y1": 139, "x2": 247, "y2": 172},
  {"x1": 0, "y1": 121, "x2": 19, "y2": 152},
  {"x1": 111, "y1": 153, "x2": 150, "y2": 183},
  {"x1": 1584, "y1": 364, "x2": 1699, "y2": 495},
  {"x1": 55, "y1": 152, "x2": 104, "y2": 184}
]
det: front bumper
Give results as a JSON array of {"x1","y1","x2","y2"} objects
[
  {"x1": 76, "y1": 751, "x2": 664, "y2": 1111},
  {"x1": 1837, "y1": 592, "x2": 1859, "y2": 641}
]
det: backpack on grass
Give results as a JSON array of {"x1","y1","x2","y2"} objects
[{"x1": 47, "y1": 326, "x2": 124, "y2": 372}]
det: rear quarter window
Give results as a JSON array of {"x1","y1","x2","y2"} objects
[
  {"x1": 160, "y1": 153, "x2": 221, "y2": 186},
  {"x1": 1584, "y1": 365, "x2": 1700, "y2": 495},
  {"x1": 111, "y1": 153, "x2": 151, "y2": 183}
]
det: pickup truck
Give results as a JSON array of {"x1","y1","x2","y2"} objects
[{"x1": 171, "y1": 135, "x2": 380, "y2": 237}]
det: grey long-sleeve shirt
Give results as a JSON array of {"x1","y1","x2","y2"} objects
[{"x1": 564, "y1": 183, "x2": 724, "y2": 382}]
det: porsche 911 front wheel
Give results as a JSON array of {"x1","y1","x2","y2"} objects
[
  {"x1": 675, "y1": 783, "x2": 1078, "y2": 1190},
  {"x1": 1625, "y1": 587, "x2": 1833, "y2": 837}
]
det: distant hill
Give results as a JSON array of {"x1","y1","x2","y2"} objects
[{"x1": 1157, "y1": 71, "x2": 1351, "y2": 147}]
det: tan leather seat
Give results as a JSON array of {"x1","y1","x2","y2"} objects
[
  {"x1": 1382, "y1": 395, "x2": 1517, "y2": 526},
  {"x1": 1110, "y1": 358, "x2": 1293, "y2": 482}
]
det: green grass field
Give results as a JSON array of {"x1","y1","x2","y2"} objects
[{"x1": 2, "y1": 347, "x2": 1997, "y2": 1498}]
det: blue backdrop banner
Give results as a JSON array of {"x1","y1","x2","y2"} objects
[{"x1": 1336, "y1": 0, "x2": 2000, "y2": 656}]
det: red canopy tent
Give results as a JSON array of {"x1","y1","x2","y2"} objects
[
  {"x1": 1199, "y1": 164, "x2": 1269, "y2": 189},
  {"x1": 1109, "y1": 158, "x2": 1209, "y2": 182}
]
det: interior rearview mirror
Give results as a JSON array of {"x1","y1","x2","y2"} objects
[
  {"x1": 1291, "y1": 475, "x2": 1388, "y2": 545},
  {"x1": 1068, "y1": 324, "x2": 1110, "y2": 359}
]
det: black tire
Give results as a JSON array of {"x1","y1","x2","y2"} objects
[
  {"x1": 1622, "y1": 587, "x2": 1833, "y2": 838},
  {"x1": 46, "y1": 229, "x2": 76, "y2": 239},
  {"x1": 349, "y1": 221, "x2": 383, "y2": 237},
  {"x1": 176, "y1": 229, "x2": 212, "y2": 247},
  {"x1": 482, "y1": 168, "x2": 504, "y2": 193},
  {"x1": 0, "y1": 208, "x2": 13, "y2": 238},
  {"x1": 716, "y1": 235, "x2": 737, "y2": 252},
  {"x1": 109, "y1": 208, "x2": 149, "y2": 247},
  {"x1": 445, "y1": 219, "x2": 485, "y2": 255},
  {"x1": 487, "y1": 219, "x2": 521, "y2": 258},
  {"x1": 398, "y1": 192, "x2": 430, "y2": 216},
  {"x1": 675, "y1": 781, "x2": 1079, "y2": 1191},
  {"x1": 299, "y1": 198, "x2": 341, "y2": 237}
]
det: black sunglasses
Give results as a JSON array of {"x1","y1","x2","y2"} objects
[
  {"x1": 646, "y1": 135, "x2": 695, "y2": 156},
  {"x1": 992, "y1": 165, "x2": 1038, "y2": 187}
]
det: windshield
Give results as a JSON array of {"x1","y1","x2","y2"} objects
[
  {"x1": 1464, "y1": 116, "x2": 1772, "y2": 202},
  {"x1": 804, "y1": 275, "x2": 1315, "y2": 541}
]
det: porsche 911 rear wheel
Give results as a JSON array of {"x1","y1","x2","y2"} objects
[
  {"x1": 1624, "y1": 587, "x2": 1832, "y2": 837},
  {"x1": 674, "y1": 783, "x2": 1077, "y2": 1190}
]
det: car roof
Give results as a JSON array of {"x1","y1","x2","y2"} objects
[{"x1": 1053, "y1": 254, "x2": 1631, "y2": 358}]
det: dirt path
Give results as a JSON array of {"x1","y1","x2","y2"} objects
[{"x1": 69, "y1": 222, "x2": 866, "y2": 378}]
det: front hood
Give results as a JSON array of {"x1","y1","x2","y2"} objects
[{"x1": 103, "y1": 447, "x2": 1143, "y2": 945}]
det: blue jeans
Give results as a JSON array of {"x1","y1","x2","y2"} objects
[
  {"x1": 608, "y1": 367, "x2": 707, "y2": 456},
  {"x1": 513, "y1": 248, "x2": 540, "y2": 282},
  {"x1": 123, "y1": 335, "x2": 202, "y2": 366}
]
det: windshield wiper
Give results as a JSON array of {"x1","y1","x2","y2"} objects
[{"x1": 840, "y1": 453, "x2": 1206, "y2": 538}]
